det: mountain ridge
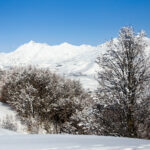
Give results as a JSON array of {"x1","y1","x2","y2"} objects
[{"x1": 0, "y1": 39, "x2": 150, "y2": 90}]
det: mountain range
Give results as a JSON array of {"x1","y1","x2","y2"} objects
[{"x1": 0, "y1": 38, "x2": 150, "y2": 90}]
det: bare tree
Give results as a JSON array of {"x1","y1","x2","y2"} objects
[{"x1": 95, "y1": 27, "x2": 150, "y2": 138}]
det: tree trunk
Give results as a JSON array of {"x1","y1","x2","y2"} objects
[{"x1": 127, "y1": 106, "x2": 137, "y2": 137}]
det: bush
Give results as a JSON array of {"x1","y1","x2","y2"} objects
[
  {"x1": 92, "y1": 103, "x2": 128, "y2": 136},
  {"x1": 91, "y1": 101, "x2": 150, "y2": 139},
  {"x1": 0, "y1": 115, "x2": 18, "y2": 131},
  {"x1": 0, "y1": 66, "x2": 90, "y2": 133}
]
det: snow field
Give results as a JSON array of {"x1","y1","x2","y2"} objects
[{"x1": 0, "y1": 132, "x2": 150, "y2": 150}]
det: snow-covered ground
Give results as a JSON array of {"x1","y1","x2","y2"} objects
[{"x1": 0, "y1": 129, "x2": 150, "y2": 150}]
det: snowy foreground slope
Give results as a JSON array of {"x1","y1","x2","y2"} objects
[{"x1": 0, "y1": 129, "x2": 150, "y2": 150}]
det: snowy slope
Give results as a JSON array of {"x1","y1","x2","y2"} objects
[
  {"x1": 0, "y1": 129, "x2": 150, "y2": 150},
  {"x1": 0, "y1": 39, "x2": 150, "y2": 90}
]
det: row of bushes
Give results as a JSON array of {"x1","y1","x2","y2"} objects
[{"x1": 0, "y1": 66, "x2": 91, "y2": 134}]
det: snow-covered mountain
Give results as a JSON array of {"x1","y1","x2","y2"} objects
[
  {"x1": 0, "y1": 38, "x2": 150, "y2": 90},
  {"x1": 0, "y1": 41, "x2": 105, "y2": 90}
]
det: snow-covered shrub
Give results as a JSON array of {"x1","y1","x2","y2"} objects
[
  {"x1": 91, "y1": 101, "x2": 150, "y2": 139},
  {"x1": 0, "y1": 66, "x2": 91, "y2": 134},
  {"x1": 92, "y1": 103, "x2": 128, "y2": 136},
  {"x1": 0, "y1": 115, "x2": 18, "y2": 131},
  {"x1": 135, "y1": 101, "x2": 150, "y2": 139},
  {"x1": 61, "y1": 106, "x2": 92, "y2": 135}
]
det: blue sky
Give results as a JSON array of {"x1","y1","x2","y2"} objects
[{"x1": 0, "y1": 0, "x2": 150, "y2": 52}]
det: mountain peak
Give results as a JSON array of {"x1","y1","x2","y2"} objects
[
  {"x1": 59, "y1": 42, "x2": 74, "y2": 47},
  {"x1": 28, "y1": 40, "x2": 36, "y2": 44}
]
